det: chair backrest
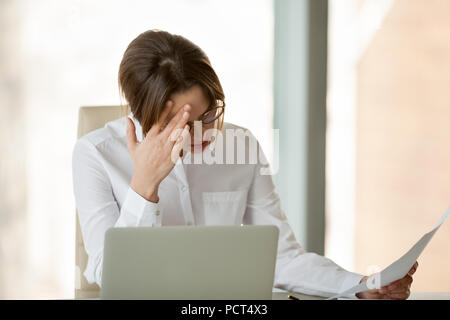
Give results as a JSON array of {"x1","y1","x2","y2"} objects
[{"x1": 75, "y1": 106, "x2": 127, "y2": 298}]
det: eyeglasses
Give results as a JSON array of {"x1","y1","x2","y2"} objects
[{"x1": 186, "y1": 100, "x2": 225, "y2": 131}]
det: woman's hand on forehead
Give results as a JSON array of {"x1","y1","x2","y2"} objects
[{"x1": 126, "y1": 100, "x2": 191, "y2": 203}]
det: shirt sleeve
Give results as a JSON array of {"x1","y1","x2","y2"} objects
[
  {"x1": 242, "y1": 142, "x2": 364, "y2": 299},
  {"x1": 72, "y1": 138, "x2": 162, "y2": 287}
]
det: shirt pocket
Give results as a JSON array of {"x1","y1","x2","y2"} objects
[{"x1": 202, "y1": 189, "x2": 248, "y2": 226}]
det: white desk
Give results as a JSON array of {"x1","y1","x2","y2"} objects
[
  {"x1": 77, "y1": 291, "x2": 450, "y2": 300},
  {"x1": 273, "y1": 291, "x2": 450, "y2": 300}
]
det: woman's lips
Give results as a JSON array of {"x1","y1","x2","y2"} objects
[{"x1": 191, "y1": 141, "x2": 210, "y2": 149}]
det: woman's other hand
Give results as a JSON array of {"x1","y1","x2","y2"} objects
[{"x1": 356, "y1": 261, "x2": 418, "y2": 300}]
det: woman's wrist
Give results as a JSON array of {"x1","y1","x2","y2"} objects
[
  {"x1": 130, "y1": 176, "x2": 160, "y2": 203},
  {"x1": 356, "y1": 276, "x2": 369, "y2": 299}
]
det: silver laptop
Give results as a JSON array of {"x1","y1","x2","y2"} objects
[{"x1": 100, "y1": 225, "x2": 279, "y2": 300}]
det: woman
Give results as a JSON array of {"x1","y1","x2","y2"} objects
[{"x1": 72, "y1": 29, "x2": 416, "y2": 299}]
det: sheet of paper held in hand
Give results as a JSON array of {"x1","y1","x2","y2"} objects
[{"x1": 329, "y1": 207, "x2": 450, "y2": 300}]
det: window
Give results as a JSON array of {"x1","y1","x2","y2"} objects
[{"x1": 326, "y1": 0, "x2": 450, "y2": 291}]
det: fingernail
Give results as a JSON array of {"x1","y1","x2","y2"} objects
[
  {"x1": 183, "y1": 111, "x2": 189, "y2": 119},
  {"x1": 184, "y1": 104, "x2": 190, "y2": 111}
]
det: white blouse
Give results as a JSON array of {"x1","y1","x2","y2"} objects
[{"x1": 72, "y1": 114, "x2": 364, "y2": 298}]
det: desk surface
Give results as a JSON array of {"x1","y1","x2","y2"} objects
[
  {"x1": 274, "y1": 292, "x2": 450, "y2": 300},
  {"x1": 77, "y1": 291, "x2": 450, "y2": 300}
]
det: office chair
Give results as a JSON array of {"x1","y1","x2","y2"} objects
[{"x1": 75, "y1": 105, "x2": 128, "y2": 298}]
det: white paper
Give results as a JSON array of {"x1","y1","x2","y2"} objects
[{"x1": 328, "y1": 207, "x2": 450, "y2": 300}]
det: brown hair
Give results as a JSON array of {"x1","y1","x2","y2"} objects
[{"x1": 118, "y1": 29, "x2": 225, "y2": 136}]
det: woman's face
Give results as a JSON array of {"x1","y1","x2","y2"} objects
[{"x1": 168, "y1": 85, "x2": 216, "y2": 152}]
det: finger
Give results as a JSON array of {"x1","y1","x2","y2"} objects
[
  {"x1": 369, "y1": 293, "x2": 387, "y2": 300},
  {"x1": 386, "y1": 281, "x2": 411, "y2": 294},
  {"x1": 170, "y1": 124, "x2": 190, "y2": 164},
  {"x1": 389, "y1": 275, "x2": 412, "y2": 288},
  {"x1": 388, "y1": 275, "x2": 413, "y2": 291},
  {"x1": 387, "y1": 286, "x2": 411, "y2": 294},
  {"x1": 364, "y1": 292, "x2": 390, "y2": 300},
  {"x1": 386, "y1": 279, "x2": 402, "y2": 290},
  {"x1": 126, "y1": 117, "x2": 138, "y2": 155},
  {"x1": 408, "y1": 261, "x2": 419, "y2": 275},
  {"x1": 162, "y1": 104, "x2": 191, "y2": 138},
  {"x1": 173, "y1": 124, "x2": 190, "y2": 152},
  {"x1": 148, "y1": 100, "x2": 175, "y2": 136},
  {"x1": 387, "y1": 292, "x2": 410, "y2": 300},
  {"x1": 378, "y1": 286, "x2": 390, "y2": 295},
  {"x1": 168, "y1": 126, "x2": 185, "y2": 145}
]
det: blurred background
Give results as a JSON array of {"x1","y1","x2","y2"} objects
[{"x1": 0, "y1": 0, "x2": 448, "y2": 299}]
